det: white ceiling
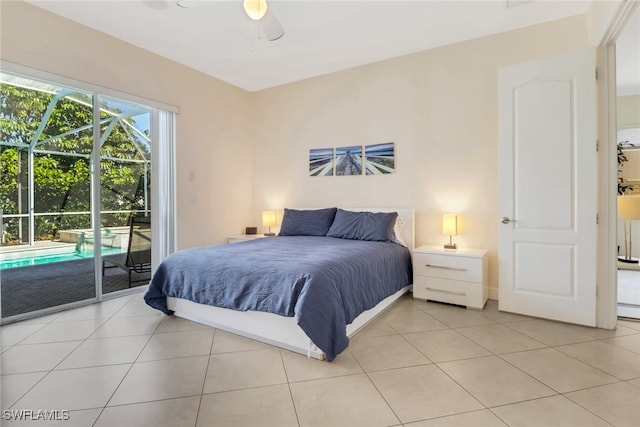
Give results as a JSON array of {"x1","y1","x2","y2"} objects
[{"x1": 25, "y1": 0, "x2": 635, "y2": 93}]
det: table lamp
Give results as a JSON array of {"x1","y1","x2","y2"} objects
[
  {"x1": 618, "y1": 195, "x2": 640, "y2": 263},
  {"x1": 262, "y1": 210, "x2": 276, "y2": 236},
  {"x1": 443, "y1": 213, "x2": 457, "y2": 250}
]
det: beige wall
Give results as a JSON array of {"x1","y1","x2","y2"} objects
[
  {"x1": 618, "y1": 95, "x2": 640, "y2": 127},
  {"x1": 0, "y1": 0, "x2": 254, "y2": 249},
  {"x1": 252, "y1": 15, "x2": 591, "y2": 291}
]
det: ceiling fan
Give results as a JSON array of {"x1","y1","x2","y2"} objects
[{"x1": 176, "y1": 0, "x2": 284, "y2": 41}]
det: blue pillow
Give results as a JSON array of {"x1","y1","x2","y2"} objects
[
  {"x1": 326, "y1": 209, "x2": 398, "y2": 242},
  {"x1": 278, "y1": 208, "x2": 338, "y2": 236}
]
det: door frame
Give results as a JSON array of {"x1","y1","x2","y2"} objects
[{"x1": 596, "y1": 1, "x2": 639, "y2": 329}]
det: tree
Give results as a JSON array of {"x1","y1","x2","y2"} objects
[{"x1": 0, "y1": 82, "x2": 150, "y2": 244}]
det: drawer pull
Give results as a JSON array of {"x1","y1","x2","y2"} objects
[
  {"x1": 425, "y1": 264, "x2": 467, "y2": 272},
  {"x1": 425, "y1": 287, "x2": 467, "y2": 296}
]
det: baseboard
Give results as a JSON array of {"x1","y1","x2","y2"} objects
[{"x1": 488, "y1": 286, "x2": 499, "y2": 301}]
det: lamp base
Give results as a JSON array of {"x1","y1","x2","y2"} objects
[
  {"x1": 264, "y1": 232, "x2": 276, "y2": 236},
  {"x1": 444, "y1": 243, "x2": 457, "y2": 250},
  {"x1": 618, "y1": 256, "x2": 639, "y2": 264}
]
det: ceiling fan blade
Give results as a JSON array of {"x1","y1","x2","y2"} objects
[
  {"x1": 176, "y1": 0, "x2": 209, "y2": 8},
  {"x1": 259, "y1": 8, "x2": 284, "y2": 41},
  {"x1": 177, "y1": 0, "x2": 283, "y2": 41}
]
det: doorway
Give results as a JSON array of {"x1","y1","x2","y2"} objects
[{"x1": 615, "y1": 6, "x2": 640, "y2": 320}]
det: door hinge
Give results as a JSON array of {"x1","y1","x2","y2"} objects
[
  {"x1": 595, "y1": 67, "x2": 599, "y2": 80},
  {"x1": 596, "y1": 139, "x2": 599, "y2": 152},
  {"x1": 596, "y1": 213, "x2": 599, "y2": 224}
]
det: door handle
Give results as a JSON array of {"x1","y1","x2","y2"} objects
[
  {"x1": 500, "y1": 216, "x2": 516, "y2": 224},
  {"x1": 425, "y1": 264, "x2": 467, "y2": 272}
]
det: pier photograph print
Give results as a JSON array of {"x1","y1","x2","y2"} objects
[
  {"x1": 335, "y1": 145, "x2": 362, "y2": 176},
  {"x1": 309, "y1": 148, "x2": 334, "y2": 176},
  {"x1": 364, "y1": 142, "x2": 395, "y2": 174}
]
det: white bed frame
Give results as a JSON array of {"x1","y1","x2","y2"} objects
[{"x1": 167, "y1": 208, "x2": 415, "y2": 360}]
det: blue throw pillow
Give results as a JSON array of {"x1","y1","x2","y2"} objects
[
  {"x1": 278, "y1": 208, "x2": 338, "y2": 236},
  {"x1": 326, "y1": 209, "x2": 398, "y2": 242}
]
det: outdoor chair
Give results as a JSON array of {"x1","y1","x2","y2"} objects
[{"x1": 102, "y1": 216, "x2": 151, "y2": 287}]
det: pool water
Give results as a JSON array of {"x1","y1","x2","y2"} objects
[{"x1": 0, "y1": 247, "x2": 125, "y2": 270}]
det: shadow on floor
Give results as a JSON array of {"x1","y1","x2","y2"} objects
[{"x1": 1, "y1": 258, "x2": 149, "y2": 318}]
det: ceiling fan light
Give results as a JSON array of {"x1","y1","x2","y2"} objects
[{"x1": 243, "y1": 0, "x2": 268, "y2": 20}]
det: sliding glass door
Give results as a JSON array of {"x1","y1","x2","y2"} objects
[
  {"x1": 0, "y1": 73, "x2": 158, "y2": 321},
  {"x1": 99, "y1": 96, "x2": 152, "y2": 294}
]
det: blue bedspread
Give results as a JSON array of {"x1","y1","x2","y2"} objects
[{"x1": 144, "y1": 236, "x2": 412, "y2": 360}]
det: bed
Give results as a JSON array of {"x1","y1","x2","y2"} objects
[{"x1": 144, "y1": 207, "x2": 414, "y2": 361}]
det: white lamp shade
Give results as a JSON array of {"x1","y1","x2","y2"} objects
[
  {"x1": 618, "y1": 195, "x2": 640, "y2": 220},
  {"x1": 243, "y1": 0, "x2": 268, "y2": 20},
  {"x1": 262, "y1": 210, "x2": 277, "y2": 227},
  {"x1": 442, "y1": 214, "x2": 457, "y2": 236}
]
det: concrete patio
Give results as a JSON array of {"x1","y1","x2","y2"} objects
[{"x1": 1, "y1": 256, "x2": 149, "y2": 319}]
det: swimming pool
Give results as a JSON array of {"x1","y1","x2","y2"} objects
[{"x1": 0, "y1": 247, "x2": 125, "y2": 269}]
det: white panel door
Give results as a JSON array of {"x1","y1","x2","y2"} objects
[{"x1": 498, "y1": 49, "x2": 597, "y2": 326}]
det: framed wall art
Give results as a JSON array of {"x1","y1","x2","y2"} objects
[
  {"x1": 335, "y1": 145, "x2": 362, "y2": 176},
  {"x1": 364, "y1": 142, "x2": 395, "y2": 174},
  {"x1": 309, "y1": 148, "x2": 334, "y2": 176}
]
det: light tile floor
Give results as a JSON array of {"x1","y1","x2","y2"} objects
[{"x1": 1, "y1": 293, "x2": 640, "y2": 427}]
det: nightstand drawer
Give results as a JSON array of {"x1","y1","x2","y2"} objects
[
  {"x1": 413, "y1": 252, "x2": 482, "y2": 282},
  {"x1": 413, "y1": 276, "x2": 485, "y2": 309}
]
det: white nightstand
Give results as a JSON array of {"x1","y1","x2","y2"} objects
[
  {"x1": 227, "y1": 234, "x2": 268, "y2": 244},
  {"x1": 412, "y1": 245, "x2": 488, "y2": 309}
]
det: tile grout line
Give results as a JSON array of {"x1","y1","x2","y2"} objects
[
  {"x1": 91, "y1": 295, "x2": 163, "y2": 426},
  {"x1": 193, "y1": 326, "x2": 219, "y2": 427},
  {"x1": 407, "y1": 306, "x2": 558, "y2": 421},
  {"x1": 484, "y1": 322, "x2": 632, "y2": 426},
  {"x1": 358, "y1": 303, "x2": 490, "y2": 425},
  {"x1": 278, "y1": 348, "x2": 303, "y2": 427},
  {"x1": 4, "y1": 294, "x2": 138, "y2": 419},
  {"x1": 5, "y1": 291, "x2": 639, "y2": 426},
  {"x1": 349, "y1": 349, "x2": 404, "y2": 426}
]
